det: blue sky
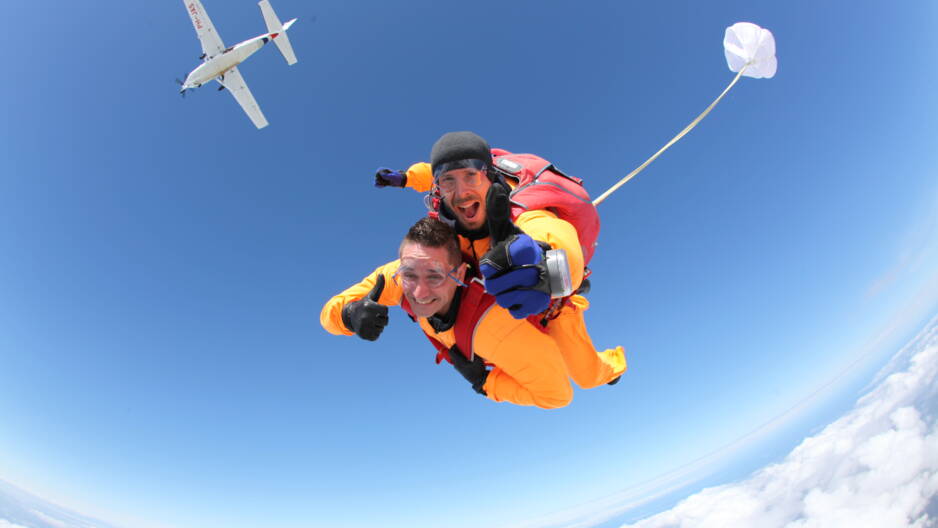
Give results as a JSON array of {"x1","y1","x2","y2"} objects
[{"x1": 1, "y1": 1, "x2": 937, "y2": 528}]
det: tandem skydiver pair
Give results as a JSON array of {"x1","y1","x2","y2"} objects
[{"x1": 320, "y1": 132, "x2": 626, "y2": 409}]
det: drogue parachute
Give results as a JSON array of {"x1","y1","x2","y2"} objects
[
  {"x1": 592, "y1": 22, "x2": 777, "y2": 206},
  {"x1": 724, "y1": 22, "x2": 777, "y2": 79}
]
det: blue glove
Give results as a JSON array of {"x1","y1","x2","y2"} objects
[
  {"x1": 479, "y1": 234, "x2": 551, "y2": 318},
  {"x1": 374, "y1": 167, "x2": 407, "y2": 188}
]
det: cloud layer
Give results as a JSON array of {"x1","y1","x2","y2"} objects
[
  {"x1": 0, "y1": 479, "x2": 121, "y2": 528},
  {"x1": 624, "y1": 316, "x2": 938, "y2": 528}
]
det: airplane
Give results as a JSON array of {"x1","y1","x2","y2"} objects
[{"x1": 179, "y1": 0, "x2": 298, "y2": 129}]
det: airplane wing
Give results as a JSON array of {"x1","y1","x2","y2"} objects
[
  {"x1": 218, "y1": 67, "x2": 269, "y2": 129},
  {"x1": 184, "y1": 0, "x2": 225, "y2": 58}
]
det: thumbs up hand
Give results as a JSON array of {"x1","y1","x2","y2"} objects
[
  {"x1": 341, "y1": 275, "x2": 390, "y2": 341},
  {"x1": 484, "y1": 182, "x2": 522, "y2": 245},
  {"x1": 479, "y1": 184, "x2": 551, "y2": 319}
]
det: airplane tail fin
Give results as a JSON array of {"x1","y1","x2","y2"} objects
[{"x1": 258, "y1": 0, "x2": 297, "y2": 66}]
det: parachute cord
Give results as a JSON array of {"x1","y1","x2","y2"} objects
[{"x1": 592, "y1": 64, "x2": 749, "y2": 206}]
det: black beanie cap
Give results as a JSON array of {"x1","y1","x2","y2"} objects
[{"x1": 430, "y1": 131, "x2": 492, "y2": 174}]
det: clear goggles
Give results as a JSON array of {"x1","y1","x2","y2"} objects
[
  {"x1": 393, "y1": 262, "x2": 466, "y2": 289},
  {"x1": 433, "y1": 159, "x2": 488, "y2": 194}
]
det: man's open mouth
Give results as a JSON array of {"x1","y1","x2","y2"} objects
[{"x1": 457, "y1": 201, "x2": 480, "y2": 220}]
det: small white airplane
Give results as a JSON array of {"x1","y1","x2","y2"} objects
[{"x1": 179, "y1": 0, "x2": 298, "y2": 129}]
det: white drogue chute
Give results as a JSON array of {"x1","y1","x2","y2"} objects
[
  {"x1": 724, "y1": 22, "x2": 777, "y2": 79},
  {"x1": 592, "y1": 22, "x2": 777, "y2": 206}
]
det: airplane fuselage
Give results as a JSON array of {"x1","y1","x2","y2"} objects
[{"x1": 183, "y1": 34, "x2": 273, "y2": 88}]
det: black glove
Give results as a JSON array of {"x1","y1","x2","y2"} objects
[
  {"x1": 449, "y1": 346, "x2": 488, "y2": 395},
  {"x1": 374, "y1": 167, "x2": 407, "y2": 188},
  {"x1": 341, "y1": 275, "x2": 389, "y2": 341},
  {"x1": 484, "y1": 182, "x2": 523, "y2": 245}
]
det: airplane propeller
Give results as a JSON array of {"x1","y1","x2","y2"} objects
[{"x1": 175, "y1": 77, "x2": 188, "y2": 98}]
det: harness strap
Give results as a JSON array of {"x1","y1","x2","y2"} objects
[{"x1": 452, "y1": 280, "x2": 497, "y2": 361}]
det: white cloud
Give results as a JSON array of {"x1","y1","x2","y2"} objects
[
  {"x1": 31, "y1": 510, "x2": 71, "y2": 528},
  {"x1": 0, "y1": 479, "x2": 125, "y2": 528},
  {"x1": 623, "y1": 316, "x2": 938, "y2": 528}
]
